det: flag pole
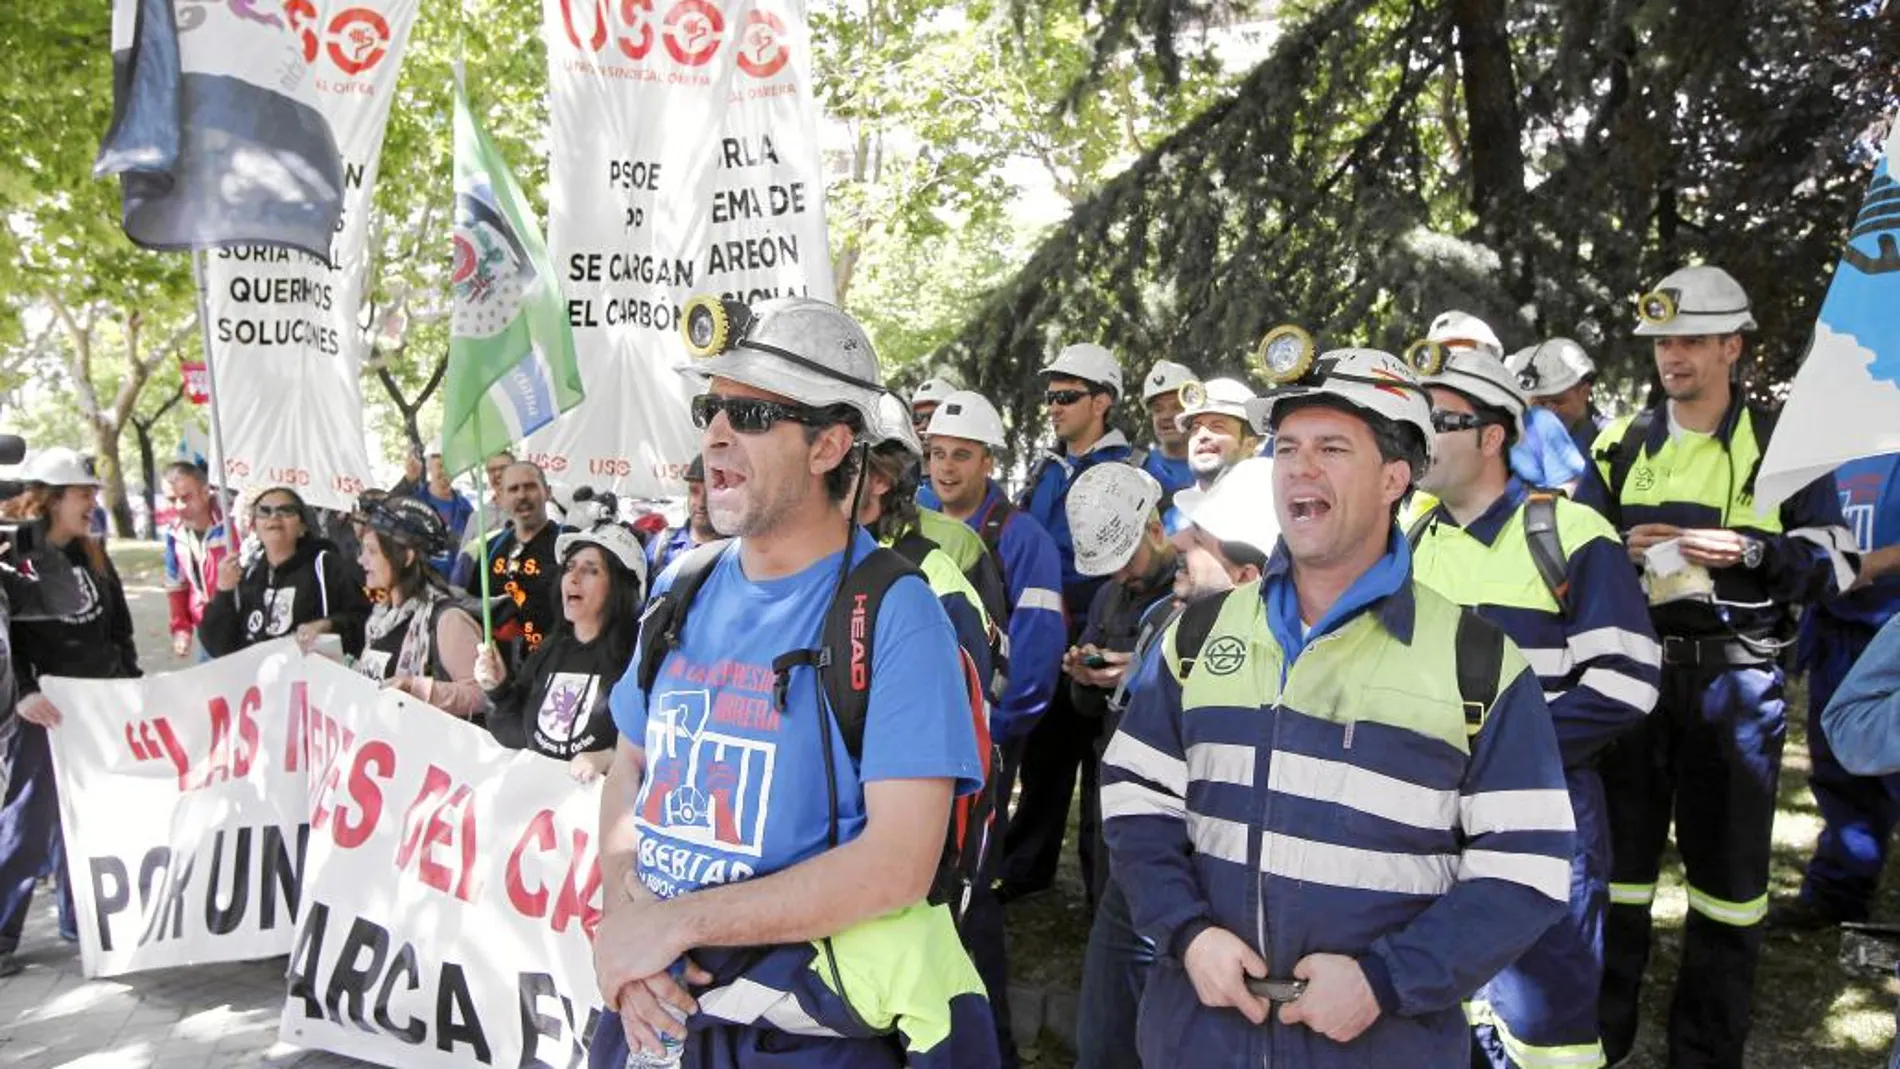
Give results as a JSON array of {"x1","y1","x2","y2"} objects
[
  {"x1": 191, "y1": 249, "x2": 239, "y2": 554},
  {"x1": 469, "y1": 459, "x2": 494, "y2": 645}
]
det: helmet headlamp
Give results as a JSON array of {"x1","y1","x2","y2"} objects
[
  {"x1": 1404, "y1": 339, "x2": 1449, "y2": 377},
  {"x1": 1254, "y1": 325, "x2": 1317, "y2": 385}
]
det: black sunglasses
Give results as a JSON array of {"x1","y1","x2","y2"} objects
[
  {"x1": 253, "y1": 502, "x2": 303, "y2": 519},
  {"x1": 1045, "y1": 388, "x2": 1097, "y2": 407},
  {"x1": 691, "y1": 393, "x2": 834, "y2": 435},
  {"x1": 1430, "y1": 410, "x2": 1491, "y2": 433}
]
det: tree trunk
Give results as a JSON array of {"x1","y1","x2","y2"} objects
[
  {"x1": 89, "y1": 420, "x2": 135, "y2": 537},
  {"x1": 1448, "y1": 0, "x2": 1530, "y2": 301},
  {"x1": 133, "y1": 418, "x2": 158, "y2": 539}
]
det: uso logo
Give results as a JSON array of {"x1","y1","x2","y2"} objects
[
  {"x1": 286, "y1": 2, "x2": 394, "y2": 75},
  {"x1": 560, "y1": 0, "x2": 790, "y2": 77}
]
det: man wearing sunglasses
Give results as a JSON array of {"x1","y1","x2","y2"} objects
[
  {"x1": 595, "y1": 297, "x2": 994, "y2": 1069},
  {"x1": 1000, "y1": 341, "x2": 1150, "y2": 904},
  {"x1": 1409, "y1": 349, "x2": 1659, "y2": 1069},
  {"x1": 1585, "y1": 265, "x2": 1856, "y2": 1068},
  {"x1": 1427, "y1": 311, "x2": 1590, "y2": 496},
  {"x1": 1102, "y1": 348, "x2": 1572, "y2": 1067}
]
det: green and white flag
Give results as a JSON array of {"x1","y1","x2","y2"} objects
[{"x1": 443, "y1": 76, "x2": 583, "y2": 477}]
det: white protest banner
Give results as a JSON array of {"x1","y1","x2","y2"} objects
[
  {"x1": 204, "y1": 0, "x2": 421, "y2": 511},
  {"x1": 41, "y1": 640, "x2": 311, "y2": 979},
  {"x1": 281, "y1": 657, "x2": 606, "y2": 1068},
  {"x1": 532, "y1": 0, "x2": 836, "y2": 498}
]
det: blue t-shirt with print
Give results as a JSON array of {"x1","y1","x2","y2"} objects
[{"x1": 608, "y1": 530, "x2": 982, "y2": 899}]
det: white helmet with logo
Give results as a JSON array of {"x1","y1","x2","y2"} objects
[
  {"x1": 555, "y1": 488, "x2": 648, "y2": 588},
  {"x1": 1420, "y1": 349, "x2": 1528, "y2": 437},
  {"x1": 1632, "y1": 265, "x2": 1756, "y2": 336},
  {"x1": 924, "y1": 390, "x2": 1007, "y2": 450},
  {"x1": 1507, "y1": 338, "x2": 1596, "y2": 398},
  {"x1": 1427, "y1": 310, "x2": 1505, "y2": 360},
  {"x1": 556, "y1": 521, "x2": 649, "y2": 591},
  {"x1": 678, "y1": 295, "x2": 887, "y2": 434},
  {"x1": 911, "y1": 375, "x2": 961, "y2": 408},
  {"x1": 1041, "y1": 342, "x2": 1124, "y2": 399},
  {"x1": 21, "y1": 447, "x2": 102, "y2": 489},
  {"x1": 1172, "y1": 457, "x2": 1280, "y2": 558},
  {"x1": 1142, "y1": 360, "x2": 1198, "y2": 403},
  {"x1": 1246, "y1": 346, "x2": 1438, "y2": 469},
  {"x1": 867, "y1": 392, "x2": 924, "y2": 458},
  {"x1": 1174, "y1": 377, "x2": 1258, "y2": 432},
  {"x1": 1067, "y1": 463, "x2": 1162, "y2": 577}
]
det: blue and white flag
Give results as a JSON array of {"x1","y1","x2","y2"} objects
[
  {"x1": 1757, "y1": 121, "x2": 1900, "y2": 510},
  {"x1": 94, "y1": 0, "x2": 344, "y2": 262}
]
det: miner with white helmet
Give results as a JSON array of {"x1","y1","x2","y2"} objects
[
  {"x1": 1589, "y1": 265, "x2": 1856, "y2": 1068},
  {"x1": 1101, "y1": 331, "x2": 1572, "y2": 1067},
  {"x1": 924, "y1": 390, "x2": 1066, "y2": 783},
  {"x1": 1408, "y1": 344, "x2": 1660, "y2": 1069},
  {"x1": 1001, "y1": 340, "x2": 1154, "y2": 905},
  {"x1": 1059, "y1": 463, "x2": 1180, "y2": 914},
  {"x1": 1427, "y1": 309, "x2": 1589, "y2": 493},
  {"x1": 593, "y1": 296, "x2": 996, "y2": 1068},
  {"x1": 910, "y1": 373, "x2": 962, "y2": 436},
  {"x1": 1508, "y1": 337, "x2": 1605, "y2": 459},
  {"x1": 1140, "y1": 359, "x2": 1201, "y2": 496}
]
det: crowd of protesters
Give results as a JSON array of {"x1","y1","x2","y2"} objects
[{"x1": 0, "y1": 273, "x2": 1896, "y2": 1069}]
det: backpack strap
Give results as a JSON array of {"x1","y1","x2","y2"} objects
[
  {"x1": 1404, "y1": 504, "x2": 1438, "y2": 549},
  {"x1": 1126, "y1": 445, "x2": 1150, "y2": 470},
  {"x1": 1521, "y1": 491, "x2": 1572, "y2": 616},
  {"x1": 1739, "y1": 405, "x2": 1779, "y2": 504},
  {"x1": 1015, "y1": 456, "x2": 1057, "y2": 510},
  {"x1": 809, "y1": 547, "x2": 925, "y2": 761},
  {"x1": 635, "y1": 542, "x2": 729, "y2": 695},
  {"x1": 1596, "y1": 408, "x2": 1657, "y2": 525},
  {"x1": 1172, "y1": 590, "x2": 1231, "y2": 679},
  {"x1": 1454, "y1": 606, "x2": 1506, "y2": 736},
  {"x1": 976, "y1": 495, "x2": 1015, "y2": 559},
  {"x1": 889, "y1": 529, "x2": 937, "y2": 569}
]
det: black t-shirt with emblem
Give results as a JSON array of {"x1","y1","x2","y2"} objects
[
  {"x1": 466, "y1": 522, "x2": 562, "y2": 666},
  {"x1": 483, "y1": 628, "x2": 623, "y2": 759}
]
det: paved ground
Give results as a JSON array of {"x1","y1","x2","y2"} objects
[{"x1": 0, "y1": 542, "x2": 376, "y2": 1068}]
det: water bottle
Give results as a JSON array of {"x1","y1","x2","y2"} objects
[{"x1": 624, "y1": 963, "x2": 689, "y2": 1069}]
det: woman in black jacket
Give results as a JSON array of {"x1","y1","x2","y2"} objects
[
  {"x1": 1, "y1": 448, "x2": 140, "y2": 976},
  {"x1": 474, "y1": 498, "x2": 646, "y2": 781},
  {"x1": 200, "y1": 487, "x2": 370, "y2": 657}
]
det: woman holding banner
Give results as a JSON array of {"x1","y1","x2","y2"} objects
[
  {"x1": 354, "y1": 495, "x2": 485, "y2": 716},
  {"x1": 474, "y1": 495, "x2": 646, "y2": 782},
  {"x1": 0, "y1": 448, "x2": 140, "y2": 977},
  {"x1": 198, "y1": 487, "x2": 371, "y2": 658}
]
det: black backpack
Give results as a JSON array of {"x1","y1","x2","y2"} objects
[
  {"x1": 1406, "y1": 491, "x2": 1573, "y2": 617},
  {"x1": 1171, "y1": 590, "x2": 1506, "y2": 735},
  {"x1": 635, "y1": 542, "x2": 999, "y2": 925}
]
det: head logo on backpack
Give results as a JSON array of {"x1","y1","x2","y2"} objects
[{"x1": 636, "y1": 542, "x2": 1001, "y2": 926}]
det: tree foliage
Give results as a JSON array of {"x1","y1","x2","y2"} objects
[{"x1": 942, "y1": 0, "x2": 1900, "y2": 453}]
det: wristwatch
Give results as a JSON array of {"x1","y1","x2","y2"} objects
[{"x1": 1741, "y1": 537, "x2": 1765, "y2": 570}]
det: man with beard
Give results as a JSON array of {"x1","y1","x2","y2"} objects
[
  {"x1": 1409, "y1": 347, "x2": 1659, "y2": 1069},
  {"x1": 462, "y1": 461, "x2": 562, "y2": 668},
  {"x1": 1164, "y1": 377, "x2": 1260, "y2": 533},
  {"x1": 648, "y1": 455, "x2": 724, "y2": 573},
  {"x1": 1586, "y1": 265, "x2": 1856, "y2": 1067},
  {"x1": 592, "y1": 295, "x2": 993, "y2": 1069}
]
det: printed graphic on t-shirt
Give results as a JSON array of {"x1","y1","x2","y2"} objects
[
  {"x1": 535, "y1": 671, "x2": 601, "y2": 745},
  {"x1": 265, "y1": 587, "x2": 296, "y2": 636},
  {"x1": 634, "y1": 682, "x2": 777, "y2": 865}
]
